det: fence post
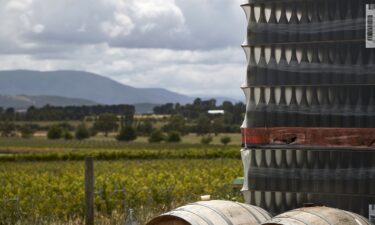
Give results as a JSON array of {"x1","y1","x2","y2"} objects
[{"x1": 85, "y1": 157, "x2": 94, "y2": 225}]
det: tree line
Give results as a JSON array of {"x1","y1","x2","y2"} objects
[
  {"x1": 0, "y1": 98, "x2": 245, "y2": 143},
  {"x1": 154, "y1": 98, "x2": 245, "y2": 134},
  {"x1": 0, "y1": 104, "x2": 135, "y2": 121}
]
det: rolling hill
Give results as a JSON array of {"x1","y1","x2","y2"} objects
[
  {"x1": 0, "y1": 70, "x2": 193, "y2": 105},
  {"x1": 0, "y1": 95, "x2": 97, "y2": 109}
]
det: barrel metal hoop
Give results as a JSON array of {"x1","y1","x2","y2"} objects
[
  {"x1": 174, "y1": 208, "x2": 214, "y2": 225},
  {"x1": 273, "y1": 216, "x2": 313, "y2": 225},
  {"x1": 294, "y1": 209, "x2": 333, "y2": 225},
  {"x1": 232, "y1": 202, "x2": 262, "y2": 223},
  {"x1": 189, "y1": 203, "x2": 234, "y2": 225},
  {"x1": 341, "y1": 210, "x2": 370, "y2": 225},
  {"x1": 244, "y1": 202, "x2": 271, "y2": 221},
  {"x1": 158, "y1": 213, "x2": 201, "y2": 225}
]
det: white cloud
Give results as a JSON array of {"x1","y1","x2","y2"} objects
[
  {"x1": 0, "y1": 44, "x2": 247, "y2": 99},
  {"x1": 5, "y1": 0, "x2": 33, "y2": 12},
  {"x1": 131, "y1": 0, "x2": 184, "y2": 20},
  {"x1": 0, "y1": 0, "x2": 245, "y2": 50},
  {"x1": 32, "y1": 24, "x2": 44, "y2": 33},
  {"x1": 0, "y1": 0, "x2": 248, "y2": 99}
]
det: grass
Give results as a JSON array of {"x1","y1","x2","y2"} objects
[{"x1": 0, "y1": 133, "x2": 241, "y2": 153}]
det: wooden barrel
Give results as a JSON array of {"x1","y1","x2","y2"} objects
[
  {"x1": 147, "y1": 200, "x2": 272, "y2": 225},
  {"x1": 262, "y1": 205, "x2": 371, "y2": 225}
]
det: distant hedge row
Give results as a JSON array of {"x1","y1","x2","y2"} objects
[{"x1": 0, "y1": 147, "x2": 240, "y2": 162}]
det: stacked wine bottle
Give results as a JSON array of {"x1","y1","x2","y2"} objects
[
  {"x1": 242, "y1": 148, "x2": 375, "y2": 216},
  {"x1": 246, "y1": 44, "x2": 375, "y2": 86},
  {"x1": 240, "y1": 0, "x2": 375, "y2": 218},
  {"x1": 242, "y1": 0, "x2": 375, "y2": 129},
  {"x1": 244, "y1": 85, "x2": 375, "y2": 128},
  {"x1": 244, "y1": 0, "x2": 367, "y2": 45}
]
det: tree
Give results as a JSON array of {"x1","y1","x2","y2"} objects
[
  {"x1": 195, "y1": 114, "x2": 211, "y2": 135},
  {"x1": 148, "y1": 130, "x2": 165, "y2": 143},
  {"x1": 136, "y1": 120, "x2": 153, "y2": 136},
  {"x1": 232, "y1": 102, "x2": 246, "y2": 124},
  {"x1": 19, "y1": 124, "x2": 35, "y2": 138},
  {"x1": 200, "y1": 135, "x2": 213, "y2": 145},
  {"x1": 5, "y1": 107, "x2": 15, "y2": 115},
  {"x1": 166, "y1": 131, "x2": 181, "y2": 143},
  {"x1": 0, "y1": 122, "x2": 16, "y2": 137},
  {"x1": 116, "y1": 126, "x2": 137, "y2": 142},
  {"x1": 58, "y1": 122, "x2": 75, "y2": 131},
  {"x1": 47, "y1": 125, "x2": 63, "y2": 139},
  {"x1": 19, "y1": 104, "x2": 134, "y2": 121},
  {"x1": 163, "y1": 114, "x2": 187, "y2": 135},
  {"x1": 193, "y1": 98, "x2": 202, "y2": 106},
  {"x1": 120, "y1": 107, "x2": 135, "y2": 128},
  {"x1": 220, "y1": 136, "x2": 231, "y2": 145},
  {"x1": 63, "y1": 131, "x2": 73, "y2": 140},
  {"x1": 89, "y1": 128, "x2": 98, "y2": 137},
  {"x1": 153, "y1": 103, "x2": 175, "y2": 114},
  {"x1": 212, "y1": 117, "x2": 225, "y2": 136},
  {"x1": 93, "y1": 113, "x2": 118, "y2": 136},
  {"x1": 221, "y1": 101, "x2": 234, "y2": 112},
  {"x1": 75, "y1": 124, "x2": 90, "y2": 140}
]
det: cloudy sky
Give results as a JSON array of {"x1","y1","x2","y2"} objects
[{"x1": 0, "y1": 0, "x2": 247, "y2": 100}]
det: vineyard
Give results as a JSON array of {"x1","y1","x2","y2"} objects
[
  {"x1": 0, "y1": 134, "x2": 241, "y2": 151},
  {"x1": 0, "y1": 136, "x2": 243, "y2": 224},
  {"x1": 0, "y1": 137, "x2": 240, "y2": 162},
  {"x1": 0, "y1": 158, "x2": 243, "y2": 225}
]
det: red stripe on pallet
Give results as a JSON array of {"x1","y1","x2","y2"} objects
[{"x1": 242, "y1": 127, "x2": 375, "y2": 148}]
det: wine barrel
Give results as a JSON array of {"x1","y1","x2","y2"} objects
[
  {"x1": 262, "y1": 205, "x2": 371, "y2": 225},
  {"x1": 147, "y1": 200, "x2": 271, "y2": 225}
]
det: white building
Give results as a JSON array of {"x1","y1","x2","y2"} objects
[{"x1": 207, "y1": 110, "x2": 224, "y2": 115}]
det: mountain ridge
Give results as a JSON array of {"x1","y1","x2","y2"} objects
[
  {"x1": 0, "y1": 95, "x2": 97, "y2": 109},
  {"x1": 0, "y1": 70, "x2": 193, "y2": 105}
]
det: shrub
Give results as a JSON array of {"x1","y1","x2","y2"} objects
[
  {"x1": 90, "y1": 128, "x2": 98, "y2": 137},
  {"x1": 200, "y1": 135, "x2": 213, "y2": 145},
  {"x1": 47, "y1": 125, "x2": 63, "y2": 139},
  {"x1": 220, "y1": 136, "x2": 231, "y2": 145},
  {"x1": 85, "y1": 116, "x2": 94, "y2": 122},
  {"x1": 63, "y1": 131, "x2": 73, "y2": 140},
  {"x1": 163, "y1": 114, "x2": 188, "y2": 135},
  {"x1": 166, "y1": 131, "x2": 181, "y2": 143},
  {"x1": 116, "y1": 126, "x2": 137, "y2": 142},
  {"x1": 194, "y1": 114, "x2": 211, "y2": 135},
  {"x1": 19, "y1": 124, "x2": 35, "y2": 138},
  {"x1": 148, "y1": 130, "x2": 165, "y2": 143},
  {"x1": 75, "y1": 124, "x2": 90, "y2": 140},
  {"x1": 93, "y1": 113, "x2": 118, "y2": 136},
  {"x1": 136, "y1": 120, "x2": 153, "y2": 136},
  {"x1": 58, "y1": 122, "x2": 75, "y2": 131},
  {"x1": 0, "y1": 122, "x2": 16, "y2": 137}
]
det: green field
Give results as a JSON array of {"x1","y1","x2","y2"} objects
[
  {"x1": 0, "y1": 136, "x2": 244, "y2": 225},
  {"x1": 36, "y1": 132, "x2": 241, "y2": 144},
  {"x1": 0, "y1": 133, "x2": 241, "y2": 150},
  {"x1": 0, "y1": 135, "x2": 242, "y2": 167},
  {"x1": 0, "y1": 134, "x2": 242, "y2": 162}
]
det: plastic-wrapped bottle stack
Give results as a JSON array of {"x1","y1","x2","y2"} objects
[{"x1": 240, "y1": 0, "x2": 375, "y2": 218}]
